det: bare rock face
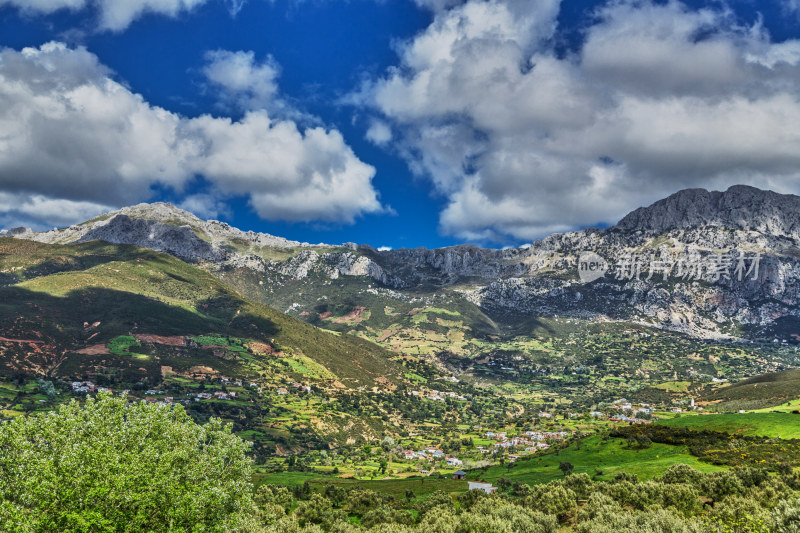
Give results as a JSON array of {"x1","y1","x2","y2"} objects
[
  {"x1": 78, "y1": 215, "x2": 227, "y2": 263},
  {"x1": 615, "y1": 185, "x2": 800, "y2": 239},
  {"x1": 272, "y1": 249, "x2": 402, "y2": 286},
  {"x1": 278, "y1": 250, "x2": 321, "y2": 280}
]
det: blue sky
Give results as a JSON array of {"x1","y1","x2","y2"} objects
[{"x1": 0, "y1": 0, "x2": 799, "y2": 249}]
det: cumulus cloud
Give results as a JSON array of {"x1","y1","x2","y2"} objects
[
  {"x1": 0, "y1": 42, "x2": 383, "y2": 228},
  {"x1": 365, "y1": 119, "x2": 392, "y2": 146},
  {"x1": 202, "y1": 50, "x2": 280, "y2": 111},
  {"x1": 363, "y1": 0, "x2": 800, "y2": 242},
  {"x1": 185, "y1": 112, "x2": 381, "y2": 222}
]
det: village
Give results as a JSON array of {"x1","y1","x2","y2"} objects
[{"x1": 57, "y1": 371, "x2": 720, "y2": 485}]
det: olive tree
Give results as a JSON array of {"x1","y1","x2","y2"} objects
[{"x1": 0, "y1": 392, "x2": 254, "y2": 532}]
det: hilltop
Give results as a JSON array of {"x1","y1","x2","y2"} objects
[{"x1": 615, "y1": 185, "x2": 800, "y2": 237}]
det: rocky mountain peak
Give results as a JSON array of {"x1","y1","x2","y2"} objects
[
  {"x1": 614, "y1": 185, "x2": 800, "y2": 239},
  {"x1": 115, "y1": 202, "x2": 203, "y2": 226},
  {"x1": 78, "y1": 214, "x2": 226, "y2": 263}
]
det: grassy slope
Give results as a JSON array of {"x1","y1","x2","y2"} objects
[
  {"x1": 705, "y1": 369, "x2": 800, "y2": 402},
  {"x1": 659, "y1": 412, "x2": 800, "y2": 439},
  {"x1": 0, "y1": 238, "x2": 402, "y2": 386},
  {"x1": 474, "y1": 435, "x2": 723, "y2": 485},
  {"x1": 697, "y1": 368, "x2": 800, "y2": 412},
  {"x1": 751, "y1": 398, "x2": 800, "y2": 413}
]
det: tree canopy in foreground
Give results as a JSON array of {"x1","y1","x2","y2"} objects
[{"x1": 0, "y1": 393, "x2": 254, "y2": 532}]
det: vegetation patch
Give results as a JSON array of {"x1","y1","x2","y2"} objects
[{"x1": 107, "y1": 335, "x2": 141, "y2": 355}]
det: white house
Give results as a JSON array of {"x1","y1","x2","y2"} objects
[{"x1": 468, "y1": 482, "x2": 498, "y2": 494}]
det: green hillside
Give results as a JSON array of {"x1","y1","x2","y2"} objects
[
  {"x1": 659, "y1": 412, "x2": 800, "y2": 439},
  {"x1": 701, "y1": 368, "x2": 800, "y2": 411},
  {"x1": 216, "y1": 262, "x2": 800, "y2": 412},
  {"x1": 0, "y1": 237, "x2": 402, "y2": 388}
]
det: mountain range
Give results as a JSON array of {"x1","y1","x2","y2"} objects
[
  {"x1": 6, "y1": 184, "x2": 799, "y2": 344},
  {"x1": 3, "y1": 184, "x2": 800, "y2": 446}
]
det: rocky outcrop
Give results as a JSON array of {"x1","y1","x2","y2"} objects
[
  {"x1": 273, "y1": 249, "x2": 402, "y2": 286},
  {"x1": 78, "y1": 215, "x2": 227, "y2": 263},
  {"x1": 375, "y1": 245, "x2": 530, "y2": 284},
  {"x1": 615, "y1": 185, "x2": 800, "y2": 238}
]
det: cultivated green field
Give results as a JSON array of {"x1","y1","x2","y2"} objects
[{"x1": 659, "y1": 412, "x2": 800, "y2": 439}]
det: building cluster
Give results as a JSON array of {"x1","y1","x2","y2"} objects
[
  {"x1": 599, "y1": 398, "x2": 653, "y2": 424},
  {"x1": 401, "y1": 447, "x2": 463, "y2": 466},
  {"x1": 187, "y1": 391, "x2": 237, "y2": 401},
  {"x1": 276, "y1": 383, "x2": 312, "y2": 395},
  {"x1": 408, "y1": 389, "x2": 467, "y2": 401},
  {"x1": 587, "y1": 397, "x2": 705, "y2": 423},
  {"x1": 144, "y1": 396, "x2": 174, "y2": 405},
  {"x1": 485, "y1": 430, "x2": 570, "y2": 453},
  {"x1": 70, "y1": 381, "x2": 112, "y2": 393}
]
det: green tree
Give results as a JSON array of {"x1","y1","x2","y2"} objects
[
  {"x1": 660, "y1": 464, "x2": 702, "y2": 485},
  {"x1": 294, "y1": 494, "x2": 346, "y2": 529},
  {"x1": 36, "y1": 378, "x2": 56, "y2": 401},
  {"x1": 0, "y1": 392, "x2": 253, "y2": 532}
]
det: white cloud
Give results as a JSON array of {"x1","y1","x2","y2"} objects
[
  {"x1": 95, "y1": 0, "x2": 206, "y2": 31},
  {"x1": 185, "y1": 112, "x2": 381, "y2": 222},
  {"x1": 0, "y1": 0, "x2": 85, "y2": 14},
  {"x1": 178, "y1": 193, "x2": 230, "y2": 220},
  {"x1": 202, "y1": 50, "x2": 280, "y2": 111},
  {"x1": 411, "y1": 0, "x2": 461, "y2": 13},
  {"x1": 0, "y1": 192, "x2": 109, "y2": 231},
  {"x1": 363, "y1": 0, "x2": 800, "y2": 241},
  {"x1": 581, "y1": 2, "x2": 745, "y2": 96},
  {"x1": 0, "y1": 42, "x2": 383, "y2": 228},
  {"x1": 745, "y1": 39, "x2": 800, "y2": 68},
  {"x1": 0, "y1": 0, "x2": 219, "y2": 31},
  {"x1": 365, "y1": 119, "x2": 392, "y2": 146}
]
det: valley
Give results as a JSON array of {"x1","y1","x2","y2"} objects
[{"x1": 2, "y1": 186, "x2": 800, "y2": 531}]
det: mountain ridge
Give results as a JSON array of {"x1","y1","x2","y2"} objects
[
  {"x1": 614, "y1": 185, "x2": 800, "y2": 238},
  {"x1": 5, "y1": 184, "x2": 800, "y2": 253},
  {"x1": 4, "y1": 185, "x2": 800, "y2": 341}
]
